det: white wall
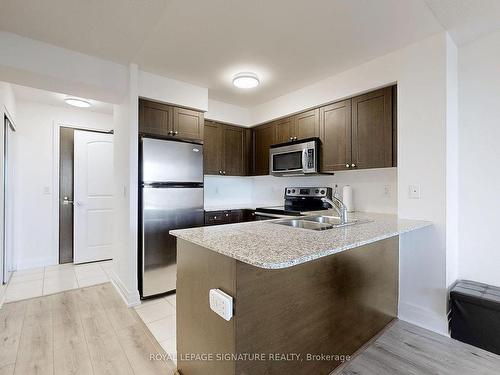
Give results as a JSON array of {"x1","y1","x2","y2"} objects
[
  {"x1": 246, "y1": 32, "x2": 455, "y2": 334},
  {"x1": 458, "y1": 30, "x2": 500, "y2": 287},
  {"x1": 11, "y1": 100, "x2": 112, "y2": 269},
  {"x1": 205, "y1": 99, "x2": 252, "y2": 127},
  {"x1": 138, "y1": 70, "x2": 208, "y2": 111},
  {"x1": 110, "y1": 64, "x2": 140, "y2": 306}
]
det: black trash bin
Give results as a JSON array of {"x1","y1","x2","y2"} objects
[{"x1": 449, "y1": 280, "x2": 500, "y2": 355}]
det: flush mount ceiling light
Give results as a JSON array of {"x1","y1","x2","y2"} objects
[
  {"x1": 64, "y1": 97, "x2": 91, "y2": 108},
  {"x1": 232, "y1": 72, "x2": 260, "y2": 89}
]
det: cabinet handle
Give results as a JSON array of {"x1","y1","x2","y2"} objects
[
  {"x1": 225, "y1": 213, "x2": 229, "y2": 217},
  {"x1": 219, "y1": 170, "x2": 222, "y2": 175},
  {"x1": 289, "y1": 137, "x2": 293, "y2": 141},
  {"x1": 294, "y1": 136, "x2": 298, "y2": 140},
  {"x1": 174, "y1": 131, "x2": 179, "y2": 135},
  {"x1": 345, "y1": 164, "x2": 350, "y2": 168},
  {"x1": 222, "y1": 171, "x2": 226, "y2": 175},
  {"x1": 351, "y1": 163, "x2": 356, "y2": 168},
  {"x1": 168, "y1": 130, "x2": 173, "y2": 135}
]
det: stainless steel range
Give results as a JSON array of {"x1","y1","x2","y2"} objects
[{"x1": 255, "y1": 187, "x2": 333, "y2": 220}]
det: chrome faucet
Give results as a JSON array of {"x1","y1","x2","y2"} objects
[{"x1": 321, "y1": 196, "x2": 349, "y2": 224}]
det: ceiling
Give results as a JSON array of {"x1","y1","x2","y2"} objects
[
  {"x1": 12, "y1": 84, "x2": 114, "y2": 114},
  {"x1": 1, "y1": 0, "x2": 499, "y2": 107}
]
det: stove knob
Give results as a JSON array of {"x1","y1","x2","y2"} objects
[
  {"x1": 320, "y1": 189, "x2": 325, "y2": 194},
  {"x1": 315, "y1": 189, "x2": 319, "y2": 193},
  {"x1": 292, "y1": 189, "x2": 296, "y2": 193},
  {"x1": 287, "y1": 189, "x2": 291, "y2": 194}
]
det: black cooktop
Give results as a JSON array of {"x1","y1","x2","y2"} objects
[{"x1": 255, "y1": 205, "x2": 326, "y2": 216}]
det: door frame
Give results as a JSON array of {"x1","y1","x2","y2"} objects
[
  {"x1": 2, "y1": 108, "x2": 15, "y2": 284},
  {"x1": 51, "y1": 122, "x2": 113, "y2": 266}
]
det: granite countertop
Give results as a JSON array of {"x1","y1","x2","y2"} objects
[{"x1": 170, "y1": 211, "x2": 432, "y2": 270}]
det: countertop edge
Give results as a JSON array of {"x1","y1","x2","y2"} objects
[{"x1": 172, "y1": 219, "x2": 432, "y2": 270}]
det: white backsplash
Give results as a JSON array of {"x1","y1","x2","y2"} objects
[{"x1": 205, "y1": 168, "x2": 397, "y2": 214}]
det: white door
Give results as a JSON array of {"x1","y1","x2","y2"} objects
[{"x1": 74, "y1": 130, "x2": 114, "y2": 264}]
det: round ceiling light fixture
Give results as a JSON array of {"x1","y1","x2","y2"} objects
[
  {"x1": 64, "y1": 97, "x2": 91, "y2": 108},
  {"x1": 232, "y1": 72, "x2": 260, "y2": 89}
]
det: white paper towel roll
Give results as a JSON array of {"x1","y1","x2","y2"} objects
[{"x1": 342, "y1": 185, "x2": 354, "y2": 212}]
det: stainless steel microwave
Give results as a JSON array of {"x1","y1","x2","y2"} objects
[{"x1": 270, "y1": 138, "x2": 320, "y2": 176}]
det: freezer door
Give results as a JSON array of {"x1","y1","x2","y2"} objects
[
  {"x1": 142, "y1": 138, "x2": 203, "y2": 183},
  {"x1": 141, "y1": 186, "x2": 204, "y2": 297}
]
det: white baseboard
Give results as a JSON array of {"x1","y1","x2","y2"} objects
[
  {"x1": 15, "y1": 257, "x2": 55, "y2": 271},
  {"x1": 109, "y1": 269, "x2": 141, "y2": 307},
  {"x1": 398, "y1": 301, "x2": 449, "y2": 336}
]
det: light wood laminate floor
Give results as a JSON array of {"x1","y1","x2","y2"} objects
[
  {"x1": 335, "y1": 320, "x2": 500, "y2": 375},
  {"x1": 0, "y1": 283, "x2": 175, "y2": 375}
]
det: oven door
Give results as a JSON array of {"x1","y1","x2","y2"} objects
[{"x1": 270, "y1": 146, "x2": 306, "y2": 175}]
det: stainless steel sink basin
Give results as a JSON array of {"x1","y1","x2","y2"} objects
[
  {"x1": 272, "y1": 219, "x2": 333, "y2": 231},
  {"x1": 272, "y1": 216, "x2": 372, "y2": 231}
]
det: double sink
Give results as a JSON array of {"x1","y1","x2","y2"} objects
[{"x1": 272, "y1": 215, "x2": 371, "y2": 231}]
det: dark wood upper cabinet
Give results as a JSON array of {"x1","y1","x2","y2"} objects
[
  {"x1": 139, "y1": 98, "x2": 204, "y2": 142},
  {"x1": 222, "y1": 125, "x2": 247, "y2": 176},
  {"x1": 351, "y1": 87, "x2": 393, "y2": 169},
  {"x1": 203, "y1": 120, "x2": 222, "y2": 175},
  {"x1": 203, "y1": 121, "x2": 250, "y2": 176},
  {"x1": 139, "y1": 99, "x2": 173, "y2": 136},
  {"x1": 275, "y1": 110, "x2": 320, "y2": 143},
  {"x1": 275, "y1": 117, "x2": 296, "y2": 143},
  {"x1": 294, "y1": 108, "x2": 320, "y2": 140},
  {"x1": 253, "y1": 122, "x2": 276, "y2": 175},
  {"x1": 173, "y1": 107, "x2": 204, "y2": 141},
  {"x1": 320, "y1": 100, "x2": 352, "y2": 172}
]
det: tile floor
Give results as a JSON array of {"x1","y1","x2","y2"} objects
[
  {"x1": 3, "y1": 260, "x2": 112, "y2": 303},
  {"x1": 134, "y1": 293, "x2": 177, "y2": 361}
]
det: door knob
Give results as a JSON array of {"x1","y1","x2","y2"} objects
[
  {"x1": 351, "y1": 163, "x2": 356, "y2": 168},
  {"x1": 168, "y1": 130, "x2": 173, "y2": 135},
  {"x1": 289, "y1": 137, "x2": 293, "y2": 141},
  {"x1": 345, "y1": 164, "x2": 350, "y2": 168},
  {"x1": 174, "y1": 131, "x2": 179, "y2": 135},
  {"x1": 294, "y1": 136, "x2": 298, "y2": 140},
  {"x1": 219, "y1": 170, "x2": 223, "y2": 175},
  {"x1": 222, "y1": 171, "x2": 226, "y2": 175}
]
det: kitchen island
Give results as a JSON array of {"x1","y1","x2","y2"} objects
[{"x1": 170, "y1": 212, "x2": 431, "y2": 375}]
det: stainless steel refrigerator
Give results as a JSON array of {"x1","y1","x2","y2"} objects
[{"x1": 139, "y1": 137, "x2": 204, "y2": 298}]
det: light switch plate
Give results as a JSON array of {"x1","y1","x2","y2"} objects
[
  {"x1": 409, "y1": 184, "x2": 421, "y2": 199},
  {"x1": 209, "y1": 289, "x2": 233, "y2": 321}
]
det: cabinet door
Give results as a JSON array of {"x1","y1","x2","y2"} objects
[
  {"x1": 229, "y1": 210, "x2": 243, "y2": 223},
  {"x1": 319, "y1": 100, "x2": 352, "y2": 171},
  {"x1": 253, "y1": 123, "x2": 276, "y2": 175},
  {"x1": 295, "y1": 108, "x2": 319, "y2": 140},
  {"x1": 351, "y1": 87, "x2": 393, "y2": 169},
  {"x1": 139, "y1": 99, "x2": 173, "y2": 136},
  {"x1": 222, "y1": 125, "x2": 246, "y2": 176},
  {"x1": 203, "y1": 121, "x2": 222, "y2": 175},
  {"x1": 173, "y1": 107, "x2": 204, "y2": 141},
  {"x1": 275, "y1": 117, "x2": 296, "y2": 143}
]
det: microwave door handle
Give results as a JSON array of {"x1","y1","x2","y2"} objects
[{"x1": 302, "y1": 149, "x2": 308, "y2": 172}]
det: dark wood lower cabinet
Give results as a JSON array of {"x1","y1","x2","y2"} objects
[{"x1": 204, "y1": 210, "x2": 254, "y2": 226}]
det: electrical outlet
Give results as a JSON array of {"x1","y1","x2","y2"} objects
[
  {"x1": 409, "y1": 184, "x2": 421, "y2": 199},
  {"x1": 209, "y1": 289, "x2": 233, "y2": 321}
]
